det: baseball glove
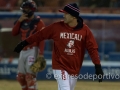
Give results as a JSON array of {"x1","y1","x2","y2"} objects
[{"x1": 30, "y1": 56, "x2": 46, "y2": 73}]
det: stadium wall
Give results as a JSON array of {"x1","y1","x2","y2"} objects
[{"x1": 0, "y1": 60, "x2": 120, "y2": 81}]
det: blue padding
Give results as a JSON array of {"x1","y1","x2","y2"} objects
[
  {"x1": 98, "y1": 41, "x2": 116, "y2": 54},
  {"x1": 44, "y1": 51, "x2": 52, "y2": 59},
  {"x1": 1, "y1": 12, "x2": 120, "y2": 20},
  {"x1": 44, "y1": 40, "x2": 53, "y2": 51},
  {"x1": 108, "y1": 52, "x2": 120, "y2": 61}
]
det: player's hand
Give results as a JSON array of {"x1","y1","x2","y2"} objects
[
  {"x1": 95, "y1": 64, "x2": 104, "y2": 82},
  {"x1": 18, "y1": 13, "x2": 28, "y2": 22},
  {"x1": 14, "y1": 40, "x2": 28, "y2": 53}
]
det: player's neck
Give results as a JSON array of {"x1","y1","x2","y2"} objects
[{"x1": 68, "y1": 19, "x2": 78, "y2": 28}]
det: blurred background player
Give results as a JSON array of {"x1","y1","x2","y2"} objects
[{"x1": 12, "y1": 0, "x2": 45, "y2": 90}]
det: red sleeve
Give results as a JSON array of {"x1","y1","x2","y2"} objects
[
  {"x1": 85, "y1": 25, "x2": 100, "y2": 65},
  {"x1": 36, "y1": 20, "x2": 45, "y2": 55},
  {"x1": 12, "y1": 21, "x2": 21, "y2": 36},
  {"x1": 26, "y1": 23, "x2": 55, "y2": 49},
  {"x1": 39, "y1": 40, "x2": 45, "y2": 55}
]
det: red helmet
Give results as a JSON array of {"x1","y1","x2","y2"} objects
[{"x1": 20, "y1": 0, "x2": 37, "y2": 12}]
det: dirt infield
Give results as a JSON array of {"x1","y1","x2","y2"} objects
[{"x1": 0, "y1": 80, "x2": 119, "y2": 90}]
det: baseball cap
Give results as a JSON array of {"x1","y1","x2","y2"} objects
[{"x1": 59, "y1": 3, "x2": 80, "y2": 18}]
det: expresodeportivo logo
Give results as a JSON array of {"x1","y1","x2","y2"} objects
[{"x1": 46, "y1": 72, "x2": 120, "y2": 80}]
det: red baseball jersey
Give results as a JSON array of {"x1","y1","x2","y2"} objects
[
  {"x1": 12, "y1": 16, "x2": 45, "y2": 55},
  {"x1": 26, "y1": 21, "x2": 101, "y2": 75}
]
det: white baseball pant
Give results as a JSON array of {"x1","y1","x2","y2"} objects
[{"x1": 53, "y1": 69, "x2": 77, "y2": 90}]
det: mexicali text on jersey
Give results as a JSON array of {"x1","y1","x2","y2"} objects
[{"x1": 60, "y1": 32, "x2": 82, "y2": 41}]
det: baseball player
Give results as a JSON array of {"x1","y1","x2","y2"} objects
[
  {"x1": 14, "y1": 3, "x2": 103, "y2": 90},
  {"x1": 12, "y1": 0, "x2": 45, "y2": 90}
]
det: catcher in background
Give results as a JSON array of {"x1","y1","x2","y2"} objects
[
  {"x1": 14, "y1": 3, "x2": 103, "y2": 90},
  {"x1": 12, "y1": 0, "x2": 46, "y2": 90}
]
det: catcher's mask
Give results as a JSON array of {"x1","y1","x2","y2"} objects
[{"x1": 20, "y1": 0, "x2": 37, "y2": 17}]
